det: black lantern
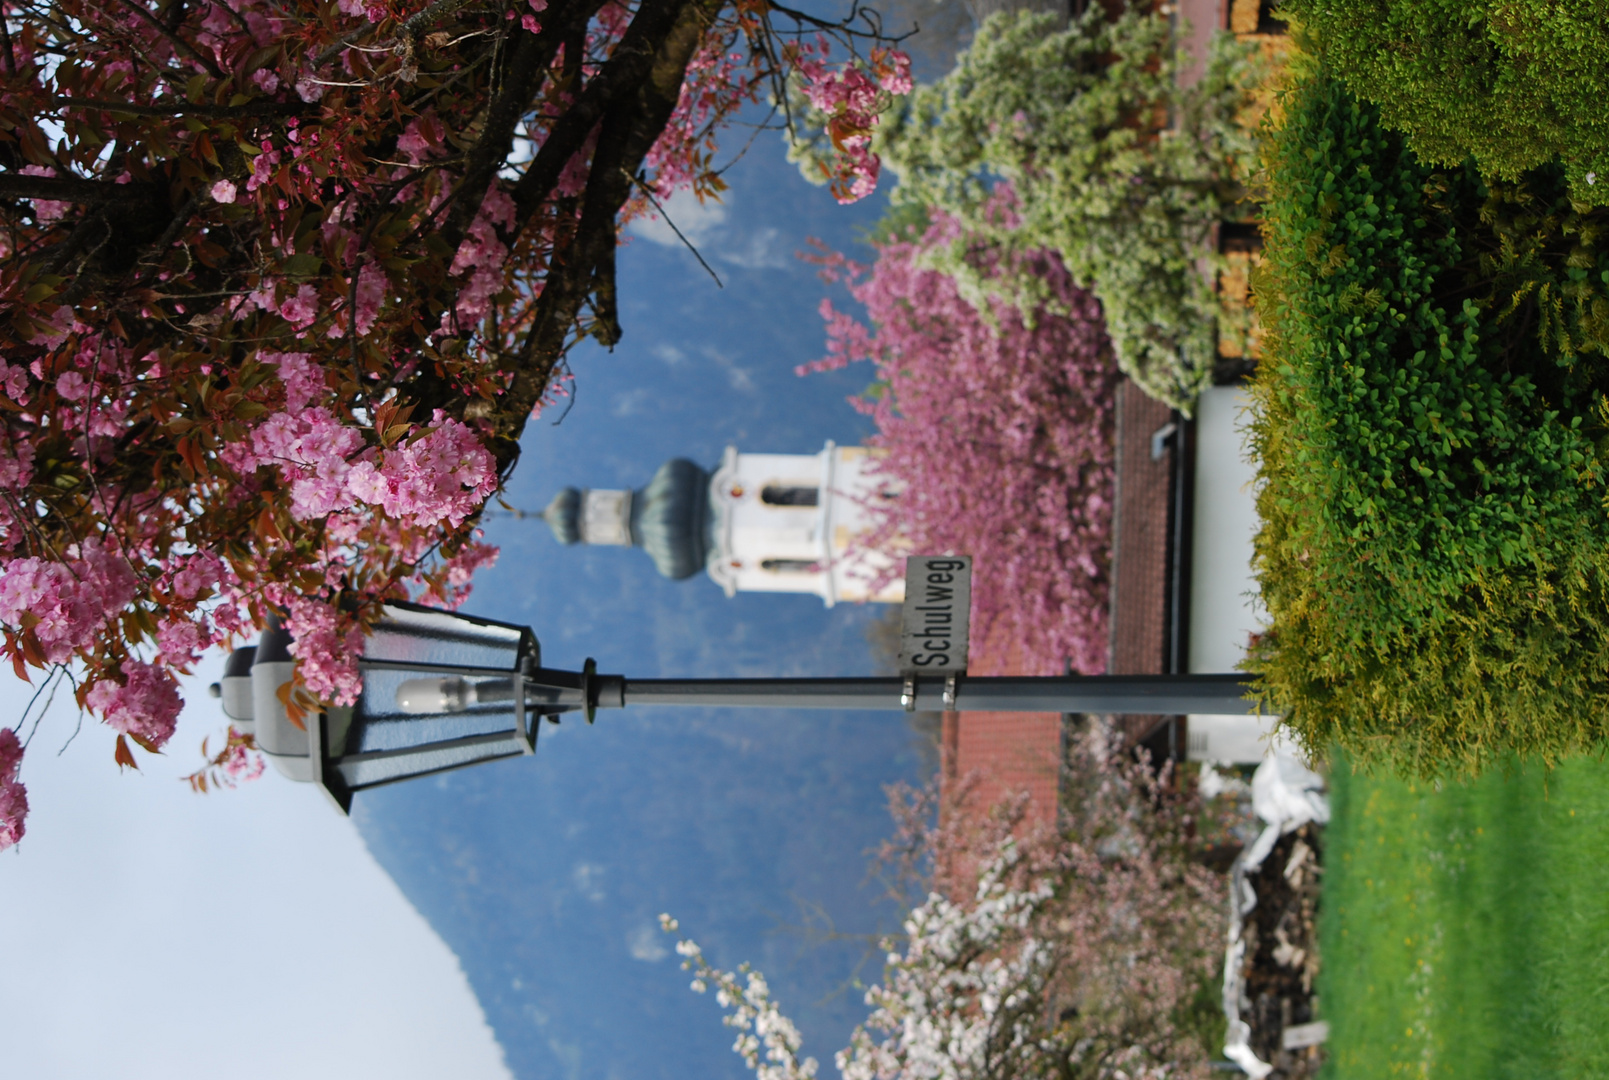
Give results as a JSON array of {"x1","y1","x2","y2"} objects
[{"x1": 221, "y1": 602, "x2": 545, "y2": 812}]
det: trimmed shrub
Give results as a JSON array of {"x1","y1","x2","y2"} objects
[
  {"x1": 1283, "y1": 0, "x2": 1609, "y2": 205},
  {"x1": 1248, "y1": 61, "x2": 1609, "y2": 776}
]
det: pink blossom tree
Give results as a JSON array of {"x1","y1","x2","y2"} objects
[
  {"x1": 0, "y1": 0, "x2": 910, "y2": 849},
  {"x1": 803, "y1": 205, "x2": 1118, "y2": 676}
]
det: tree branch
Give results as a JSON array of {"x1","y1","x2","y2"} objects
[
  {"x1": 508, "y1": 0, "x2": 694, "y2": 230},
  {"x1": 39, "y1": 96, "x2": 309, "y2": 119},
  {"x1": 436, "y1": 1, "x2": 608, "y2": 255},
  {"x1": 0, "y1": 172, "x2": 153, "y2": 204},
  {"x1": 496, "y1": 0, "x2": 724, "y2": 455}
]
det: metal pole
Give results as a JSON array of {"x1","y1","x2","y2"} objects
[{"x1": 564, "y1": 672, "x2": 1255, "y2": 716}]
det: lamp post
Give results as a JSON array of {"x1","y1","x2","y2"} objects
[{"x1": 213, "y1": 601, "x2": 1255, "y2": 813}]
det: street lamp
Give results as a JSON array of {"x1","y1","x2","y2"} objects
[{"x1": 216, "y1": 600, "x2": 1255, "y2": 813}]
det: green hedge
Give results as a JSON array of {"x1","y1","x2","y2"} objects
[
  {"x1": 1248, "y1": 62, "x2": 1609, "y2": 776},
  {"x1": 1281, "y1": 0, "x2": 1609, "y2": 206}
]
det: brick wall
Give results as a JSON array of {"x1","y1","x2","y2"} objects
[{"x1": 941, "y1": 617, "x2": 1064, "y2": 828}]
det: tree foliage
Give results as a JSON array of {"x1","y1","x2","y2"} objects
[
  {"x1": 804, "y1": 206, "x2": 1118, "y2": 677},
  {"x1": 1283, "y1": 0, "x2": 1609, "y2": 206},
  {"x1": 0, "y1": 0, "x2": 911, "y2": 849},
  {"x1": 1248, "y1": 61, "x2": 1609, "y2": 776},
  {"x1": 864, "y1": 6, "x2": 1262, "y2": 411}
]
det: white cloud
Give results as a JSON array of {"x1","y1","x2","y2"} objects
[
  {"x1": 719, "y1": 226, "x2": 790, "y2": 270},
  {"x1": 572, "y1": 861, "x2": 606, "y2": 902},
  {"x1": 0, "y1": 655, "x2": 513, "y2": 1080},
  {"x1": 629, "y1": 188, "x2": 728, "y2": 249},
  {"x1": 613, "y1": 387, "x2": 651, "y2": 417},
  {"x1": 627, "y1": 924, "x2": 669, "y2": 962},
  {"x1": 703, "y1": 346, "x2": 757, "y2": 394},
  {"x1": 651, "y1": 343, "x2": 687, "y2": 366}
]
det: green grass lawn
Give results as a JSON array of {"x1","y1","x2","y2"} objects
[{"x1": 1319, "y1": 754, "x2": 1609, "y2": 1079}]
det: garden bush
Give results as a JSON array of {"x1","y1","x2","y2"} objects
[
  {"x1": 1282, "y1": 0, "x2": 1609, "y2": 206},
  {"x1": 855, "y1": 6, "x2": 1262, "y2": 412},
  {"x1": 1248, "y1": 61, "x2": 1609, "y2": 776}
]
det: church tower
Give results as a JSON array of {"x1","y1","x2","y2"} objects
[{"x1": 541, "y1": 442, "x2": 905, "y2": 605}]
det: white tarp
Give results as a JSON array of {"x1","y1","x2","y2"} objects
[{"x1": 1220, "y1": 749, "x2": 1330, "y2": 1077}]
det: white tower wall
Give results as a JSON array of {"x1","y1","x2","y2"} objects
[{"x1": 707, "y1": 442, "x2": 905, "y2": 606}]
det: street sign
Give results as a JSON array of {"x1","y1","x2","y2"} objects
[{"x1": 898, "y1": 555, "x2": 972, "y2": 675}]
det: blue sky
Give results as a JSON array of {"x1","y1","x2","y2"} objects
[{"x1": 350, "y1": 119, "x2": 941, "y2": 1080}]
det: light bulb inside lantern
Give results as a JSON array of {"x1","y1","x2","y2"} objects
[{"x1": 395, "y1": 676, "x2": 478, "y2": 714}]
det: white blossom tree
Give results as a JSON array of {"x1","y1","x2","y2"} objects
[{"x1": 665, "y1": 723, "x2": 1228, "y2": 1080}]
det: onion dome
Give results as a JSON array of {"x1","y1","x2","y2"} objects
[
  {"x1": 543, "y1": 487, "x2": 583, "y2": 545},
  {"x1": 630, "y1": 459, "x2": 712, "y2": 580}
]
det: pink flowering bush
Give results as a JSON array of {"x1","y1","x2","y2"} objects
[
  {"x1": 667, "y1": 723, "x2": 1228, "y2": 1080},
  {"x1": 803, "y1": 212, "x2": 1119, "y2": 675},
  {"x1": 0, "y1": 0, "x2": 910, "y2": 841}
]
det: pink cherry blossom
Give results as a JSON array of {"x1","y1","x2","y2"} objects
[
  {"x1": 156, "y1": 613, "x2": 209, "y2": 663},
  {"x1": 353, "y1": 264, "x2": 386, "y2": 336},
  {"x1": 219, "y1": 736, "x2": 265, "y2": 782},
  {"x1": 0, "y1": 726, "x2": 26, "y2": 852},
  {"x1": 0, "y1": 539, "x2": 138, "y2": 664},
  {"x1": 55, "y1": 371, "x2": 90, "y2": 400},
  {"x1": 0, "y1": 359, "x2": 27, "y2": 401},
  {"x1": 248, "y1": 408, "x2": 367, "y2": 520},
  {"x1": 262, "y1": 351, "x2": 323, "y2": 413},
  {"x1": 0, "y1": 438, "x2": 35, "y2": 490},
  {"x1": 280, "y1": 594, "x2": 364, "y2": 704},
  {"x1": 444, "y1": 184, "x2": 518, "y2": 328},
  {"x1": 86, "y1": 660, "x2": 183, "y2": 748},
  {"x1": 278, "y1": 284, "x2": 320, "y2": 330},
  {"x1": 169, "y1": 551, "x2": 225, "y2": 601},
  {"x1": 210, "y1": 179, "x2": 238, "y2": 204},
  {"x1": 785, "y1": 41, "x2": 908, "y2": 204},
  {"x1": 416, "y1": 538, "x2": 500, "y2": 609},
  {"x1": 348, "y1": 412, "x2": 496, "y2": 528}
]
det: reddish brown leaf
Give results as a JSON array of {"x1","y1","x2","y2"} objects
[
  {"x1": 276, "y1": 680, "x2": 307, "y2": 731},
  {"x1": 127, "y1": 731, "x2": 164, "y2": 754}
]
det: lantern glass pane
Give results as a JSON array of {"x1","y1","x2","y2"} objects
[
  {"x1": 346, "y1": 667, "x2": 521, "y2": 753},
  {"x1": 362, "y1": 602, "x2": 529, "y2": 670},
  {"x1": 336, "y1": 739, "x2": 523, "y2": 791}
]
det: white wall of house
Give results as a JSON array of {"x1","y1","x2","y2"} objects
[{"x1": 1185, "y1": 385, "x2": 1287, "y2": 763}]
